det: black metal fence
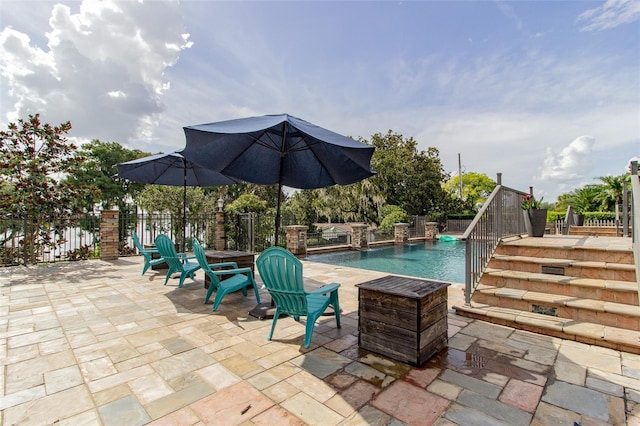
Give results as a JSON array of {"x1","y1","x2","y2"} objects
[
  {"x1": 0, "y1": 210, "x2": 434, "y2": 266},
  {"x1": 119, "y1": 212, "x2": 218, "y2": 254},
  {"x1": 307, "y1": 228, "x2": 352, "y2": 249},
  {"x1": 0, "y1": 214, "x2": 100, "y2": 266},
  {"x1": 408, "y1": 215, "x2": 427, "y2": 238}
]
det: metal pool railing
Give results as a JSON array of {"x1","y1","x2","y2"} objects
[
  {"x1": 461, "y1": 175, "x2": 528, "y2": 304},
  {"x1": 630, "y1": 161, "x2": 639, "y2": 301},
  {"x1": 307, "y1": 229, "x2": 352, "y2": 249}
]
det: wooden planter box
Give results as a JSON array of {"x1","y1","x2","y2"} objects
[
  {"x1": 204, "y1": 250, "x2": 255, "y2": 289},
  {"x1": 357, "y1": 275, "x2": 449, "y2": 366},
  {"x1": 145, "y1": 245, "x2": 168, "y2": 271}
]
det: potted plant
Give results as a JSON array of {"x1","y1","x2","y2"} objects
[{"x1": 521, "y1": 194, "x2": 547, "y2": 237}]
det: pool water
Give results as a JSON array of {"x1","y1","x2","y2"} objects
[{"x1": 306, "y1": 240, "x2": 465, "y2": 283}]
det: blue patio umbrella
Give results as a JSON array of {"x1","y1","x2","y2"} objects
[
  {"x1": 116, "y1": 151, "x2": 239, "y2": 252},
  {"x1": 181, "y1": 113, "x2": 376, "y2": 246}
]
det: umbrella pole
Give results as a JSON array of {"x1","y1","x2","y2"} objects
[
  {"x1": 182, "y1": 159, "x2": 187, "y2": 253},
  {"x1": 274, "y1": 121, "x2": 287, "y2": 247},
  {"x1": 274, "y1": 181, "x2": 282, "y2": 247}
]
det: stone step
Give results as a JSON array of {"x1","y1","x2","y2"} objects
[
  {"x1": 480, "y1": 269, "x2": 639, "y2": 305},
  {"x1": 453, "y1": 303, "x2": 640, "y2": 355},
  {"x1": 495, "y1": 240, "x2": 634, "y2": 264},
  {"x1": 473, "y1": 283, "x2": 640, "y2": 330},
  {"x1": 568, "y1": 226, "x2": 623, "y2": 237},
  {"x1": 488, "y1": 254, "x2": 636, "y2": 282}
]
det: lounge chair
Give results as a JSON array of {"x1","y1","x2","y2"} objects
[
  {"x1": 132, "y1": 231, "x2": 165, "y2": 275},
  {"x1": 154, "y1": 234, "x2": 200, "y2": 287},
  {"x1": 256, "y1": 246, "x2": 341, "y2": 348},
  {"x1": 192, "y1": 238, "x2": 261, "y2": 311}
]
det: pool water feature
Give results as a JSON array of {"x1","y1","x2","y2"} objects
[{"x1": 306, "y1": 240, "x2": 465, "y2": 283}]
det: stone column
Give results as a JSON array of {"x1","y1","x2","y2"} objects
[
  {"x1": 350, "y1": 223, "x2": 369, "y2": 250},
  {"x1": 215, "y1": 210, "x2": 226, "y2": 251},
  {"x1": 425, "y1": 222, "x2": 438, "y2": 240},
  {"x1": 286, "y1": 225, "x2": 308, "y2": 257},
  {"x1": 394, "y1": 223, "x2": 409, "y2": 244},
  {"x1": 100, "y1": 210, "x2": 119, "y2": 260}
]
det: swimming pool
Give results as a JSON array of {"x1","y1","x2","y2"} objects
[{"x1": 306, "y1": 240, "x2": 465, "y2": 283}]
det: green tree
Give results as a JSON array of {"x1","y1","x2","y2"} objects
[
  {"x1": 135, "y1": 185, "x2": 224, "y2": 248},
  {"x1": 570, "y1": 185, "x2": 601, "y2": 214},
  {"x1": 367, "y1": 131, "x2": 448, "y2": 217},
  {"x1": 379, "y1": 205, "x2": 409, "y2": 231},
  {"x1": 442, "y1": 172, "x2": 496, "y2": 211},
  {"x1": 595, "y1": 174, "x2": 629, "y2": 212},
  {"x1": 285, "y1": 189, "x2": 319, "y2": 231},
  {"x1": 63, "y1": 140, "x2": 151, "y2": 210},
  {"x1": 226, "y1": 193, "x2": 267, "y2": 214},
  {"x1": 315, "y1": 178, "x2": 385, "y2": 225},
  {"x1": 0, "y1": 114, "x2": 99, "y2": 264},
  {"x1": 310, "y1": 130, "x2": 449, "y2": 225},
  {"x1": 227, "y1": 182, "x2": 282, "y2": 211}
]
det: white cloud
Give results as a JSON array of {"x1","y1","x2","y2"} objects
[
  {"x1": 0, "y1": 0, "x2": 191, "y2": 144},
  {"x1": 537, "y1": 135, "x2": 596, "y2": 194},
  {"x1": 577, "y1": 0, "x2": 640, "y2": 31}
]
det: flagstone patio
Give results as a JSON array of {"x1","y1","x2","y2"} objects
[{"x1": 1, "y1": 255, "x2": 639, "y2": 425}]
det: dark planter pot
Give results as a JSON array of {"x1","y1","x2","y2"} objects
[
  {"x1": 573, "y1": 214, "x2": 585, "y2": 226},
  {"x1": 523, "y1": 209, "x2": 548, "y2": 237}
]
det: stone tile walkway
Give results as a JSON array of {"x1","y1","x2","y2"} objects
[{"x1": 1, "y1": 254, "x2": 639, "y2": 425}]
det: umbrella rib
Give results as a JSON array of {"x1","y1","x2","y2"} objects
[{"x1": 251, "y1": 127, "x2": 317, "y2": 154}]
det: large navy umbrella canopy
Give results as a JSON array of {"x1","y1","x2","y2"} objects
[
  {"x1": 181, "y1": 114, "x2": 375, "y2": 189},
  {"x1": 116, "y1": 151, "x2": 238, "y2": 187},
  {"x1": 116, "y1": 151, "x2": 239, "y2": 252}
]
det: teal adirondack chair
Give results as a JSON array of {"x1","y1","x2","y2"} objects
[
  {"x1": 256, "y1": 246, "x2": 341, "y2": 349},
  {"x1": 132, "y1": 231, "x2": 165, "y2": 275},
  {"x1": 154, "y1": 234, "x2": 201, "y2": 287},
  {"x1": 192, "y1": 238, "x2": 262, "y2": 311}
]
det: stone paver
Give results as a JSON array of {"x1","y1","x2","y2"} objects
[
  {"x1": 290, "y1": 346, "x2": 352, "y2": 378},
  {"x1": 499, "y1": 378, "x2": 544, "y2": 413},
  {"x1": 0, "y1": 250, "x2": 637, "y2": 425},
  {"x1": 541, "y1": 380, "x2": 626, "y2": 423},
  {"x1": 457, "y1": 389, "x2": 532, "y2": 424},
  {"x1": 372, "y1": 380, "x2": 450, "y2": 425},
  {"x1": 99, "y1": 395, "x2": 151, "y2": 426},
  {"x1": 190, "y1": 381, "x2": 274, "y2": 425},
  {"x1": 281, "y1": 392, "x2": 344, "y2": 425}
]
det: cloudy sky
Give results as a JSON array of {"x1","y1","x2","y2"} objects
[{"x1": 1, "y1": 0, "x2": 638, "y2": 202}]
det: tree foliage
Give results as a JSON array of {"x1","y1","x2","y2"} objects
[
  {"x1": 284, "y1": 189, "x2": 319, "y2": 231},
  {"x1": 379, "y1": 205, "x2": 409, "y2": 231},
  {"x1": 367, "y1": 131, "x2": 448, "y2": 217},
  {"x1": 290, "y1": 130, "x2": 451, "y2": 226},
  {"x1": 226, "y1": 193, "x2": 267, "y2": 214},
  {"x1": 63, "y1": 140, "x2": 152, "y2": 210},
  {"x1": 442, "y1": 172, "x2": 496, "y2": 210},
  {"x1": 0, "y1": 114, "x2": 99, "y2": 263},
  {"x1": 135, "y1": 186, "x2": 222, "y2": 217},
  {"x1": 314, "y1": 178, "x2": 385, "y2": 224},
  {"x1": 595, "y1": 174, "x2": 629, "y2": 211},
  {"x1": 227, "y1": 182, "x2": 282, "y2": 210},
  {"x1": 554, "y1": 173, "x2": 630, "y2": 213}
]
